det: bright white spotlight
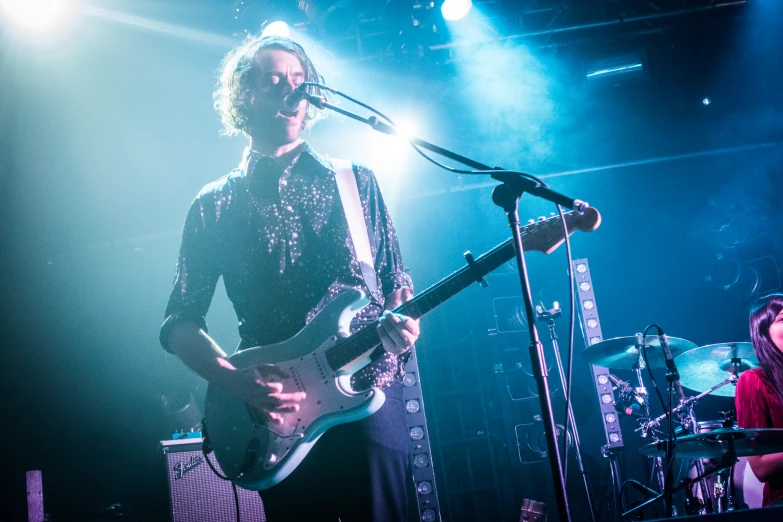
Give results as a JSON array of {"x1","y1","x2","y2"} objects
[
  {"x1": 441, "y1": 0, "x2": 472, "y2": 22},
  {"x1": 261, "y1": 20, "x2": 290, "y2": 38},
  {"x1": 0, "y1": 0, "x2": 72, "y2": 32},
  {"x1": 392, "y1": 119, "x2": 418, "y2": 142}
]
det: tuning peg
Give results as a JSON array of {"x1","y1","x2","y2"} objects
[
  {"x1": 538, "y1": 216, "x2": 546, "y2": 221},
  {"x1": 528, "y1": 219, "x2": 535, "y2": 224},
  {"x1": 550, "y1": 212, "x2": 556, "y2": 217}
]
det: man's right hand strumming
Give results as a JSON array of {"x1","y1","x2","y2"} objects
[
  {"x1": 167, "y1": 320, "x2": 306, "y2": 424},
  {"x1": 216, "y1": 358, "x2": 306, "y2": 424}
]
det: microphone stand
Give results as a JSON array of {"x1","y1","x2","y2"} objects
[
  {"x1": 537, "y1": 303, "x2": 596, "y2": 522},
  {"x1": 659, "y1": 333, "x2": 683, "y2": 518},
  {"x1": 304, "y1": 94, "x2": 580, "y2": 522}
]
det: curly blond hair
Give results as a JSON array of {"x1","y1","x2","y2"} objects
[{"x1": 213, "y1": 36, "x2": 326, "y2": 136}]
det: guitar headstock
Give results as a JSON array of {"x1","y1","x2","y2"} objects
[{"x1": 521, "y1": 207, "x2": 601, "y2": 254}]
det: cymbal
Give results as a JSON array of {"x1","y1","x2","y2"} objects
[
  {"x1": 581, "y1": 335, "x2": 698, "y2": 370},
  {"x1": 676, "y1": 342, "x2": 757, "y2": 397},
  {"x1": 639, "y1": 428, "x2": 783, "y2": 459}
]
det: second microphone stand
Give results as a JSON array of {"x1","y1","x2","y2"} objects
[{"x1": 537, "y1": 303, "x2": 596, "y2": 522}]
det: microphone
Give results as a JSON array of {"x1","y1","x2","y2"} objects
[
  {"x1": 606, "y1": 373, "x2": 633, "y2": 394},
  {"x1": 608, "y1": 374, "x2": 645, "y2": 416},
  {"x1": 280, "y1": 84, "x2": 307, "y2": 117},
  {"x1": 659, "y1": 332, "x2": 686, "y2": 403}
]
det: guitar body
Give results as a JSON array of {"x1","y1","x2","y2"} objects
[{"x1": 204, "y1": 289, "x2": 385, "y2": 491}]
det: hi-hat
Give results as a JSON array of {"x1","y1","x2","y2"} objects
[
  {"x1": 581, "y1": 335, "x2": 697, "y2": 370},
  {"x1": 675, "y1": 342, "x2": 757, "y2": 397},
  {"x1": 639, "y1": 428, "x2": 783, "y2": 459}
]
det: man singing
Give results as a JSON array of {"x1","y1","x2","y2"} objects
[{"x1": 159, "y1": 36, "x2": 420, "y2": 521}]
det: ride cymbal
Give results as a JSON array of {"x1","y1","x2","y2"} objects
[
  {"x1": 675, "y1": 342, "x2": 757, "y2": 397},
  {"x1": 581, "y1": 335, "x2": 697, "y2": 370}
]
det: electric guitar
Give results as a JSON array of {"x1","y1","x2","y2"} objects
[{"x1": 203, "y1": 207, "x2": 602, "y2": 491}]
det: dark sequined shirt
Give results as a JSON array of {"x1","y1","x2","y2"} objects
[{"x1": 160, "y1": 142, "x2": 413, "y2": 390}]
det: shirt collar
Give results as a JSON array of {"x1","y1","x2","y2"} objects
[{"x1": 240, "y1": 141, "x2": 333, "y2": 178}]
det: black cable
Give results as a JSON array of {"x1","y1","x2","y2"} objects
[
  {"x1": 641, "y1": 325, "x2": 668, "y2": 414},
  {"x1": 231, "y1": 482, "x2": 241, "y2": 522},
  {"x1": 202, "y1": 430, "x2": 241, "y2": 522},
  {"x1": 560, "y1": 203, "x2": 575, "y2": 483}
]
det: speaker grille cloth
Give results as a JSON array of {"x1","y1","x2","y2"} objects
[{"x1": 164, "y1": 445, "x2": 265, "y2": 522}]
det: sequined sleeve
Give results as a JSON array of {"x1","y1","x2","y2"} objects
[
  {"x1": 159, "y1": 195, "x2": 221, "y2": 352},
  {"x1": 359, "y1": 166, "x2": 414, "y2": 297}
]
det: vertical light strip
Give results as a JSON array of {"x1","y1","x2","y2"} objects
[
  {"x1": 573, "y1": 258, "x2": 624, "y2": 449},
  {"x1": 403, "y1": 347, "x2": 442, "y2": 522}
]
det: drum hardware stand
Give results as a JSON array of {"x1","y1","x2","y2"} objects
[
  {"x1": 636, "y1": 376, "x2": 736, "y2": 435},
  {"x1": 622, "y1": 438, "x2": 740, "y2": 519},
  {"x1": 536, "y1": 303, "x2": 597, "y2": 522},
  {"x1": 636, "y1": 377, "x2": 736, "y2": 517},
  {"x1": 631, "y1": 354, "x2": 650, "y2": 419},
  {"x1": 679, "y1": 406, "x2": 714, "y2": 514}
]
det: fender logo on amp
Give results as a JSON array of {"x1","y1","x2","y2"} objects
[{"x1": 173, "y1": 455, "x2": 204, "y2": 480}]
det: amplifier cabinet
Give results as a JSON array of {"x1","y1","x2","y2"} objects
[{"x1": 161, "y1": 438, "x2": 266, "y2": 522}]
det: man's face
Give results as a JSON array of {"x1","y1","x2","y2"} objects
[{"x1": 248, "y1": 49, "x2": 307, "y2": 145}]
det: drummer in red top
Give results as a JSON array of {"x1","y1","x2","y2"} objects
[{"x1": 735, "y1": 293, "x2": 783, "y2": 507}]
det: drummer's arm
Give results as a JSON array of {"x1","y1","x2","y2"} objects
[
  {"x1": 748, "y1": 454, "x2": 783, "y2": 482},
  {"x1": 736, "y1": 371, "x2": 783, "y2": 482}
]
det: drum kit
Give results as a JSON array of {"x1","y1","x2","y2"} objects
[{"x1": 582, "y1": 336, "x2": 783, "y2": 517}]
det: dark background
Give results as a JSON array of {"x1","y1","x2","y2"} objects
[{"x1": 1, "y1": 0, "x2": 782, "y2": 520}]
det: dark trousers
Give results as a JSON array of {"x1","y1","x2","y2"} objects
[{"x1": 260, "y1": 383, "x2": 413, "y2": 521}]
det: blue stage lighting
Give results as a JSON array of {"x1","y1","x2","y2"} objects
[{"x1": 441, "y1": 0, "x2": 472, "y2": 22}]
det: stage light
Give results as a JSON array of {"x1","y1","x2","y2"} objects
[
  {"x1": 410, "y1": 426, "x2": 425, "y2": 440},
  {"x1": 413, "y1": 453, "x2": 430, "y2": 468},
  {"x1": 417, "y1": 481, "x2": 433, "y2": 495},
  {"x1": 402, "y1": 372, "x2": 418, "y2": 387},
  {"x1": 441, "y1": 0, "x2": 472, "y2": 22},
  {"x1": 583, "y1": 51, "x2": 647, "y2": 89},
  {"x1": 0, "y1": 0, "x2": 72, "y2": 32},
  {"x1": 261, "y1": 20, "x2": 290, "y2": 38},
  {"x1": 405, "y1": 399, "x2": 421, "y2": 414},
  {"x1": 421, "y1": 509, "x2": 438, "y2": 522},
  {"x1": 702, "y1": 97, "x2": 711, "y2": 106}
]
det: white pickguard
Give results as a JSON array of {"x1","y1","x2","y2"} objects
[{"x1": 203, "y1": 289, "x2": 386, "y2": 491}]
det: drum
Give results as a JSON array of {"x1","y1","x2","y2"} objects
[
  {"x1": 733, "y1": 456, "x2": 764, "y2": 509},
  {"x1": 676, "y1": 420, "x2": 764, "y2": 512}
]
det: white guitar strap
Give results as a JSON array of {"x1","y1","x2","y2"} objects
[{"x1": 332, "y1": 159, "x2": 378, "y2": 294}]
